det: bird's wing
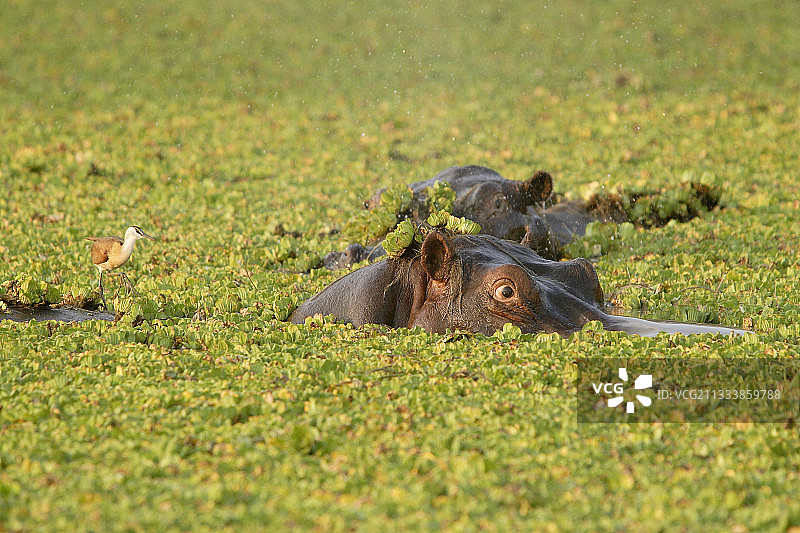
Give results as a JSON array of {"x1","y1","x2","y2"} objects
[{"x1": 90, "y1": 236, "x2": 123, "y2": 266}]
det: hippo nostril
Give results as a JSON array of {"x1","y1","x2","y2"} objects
[
  {"x1": 573, "y1": 257, "x2": 598, "y2": 280},
  {"x1": 572, "y1": 257, "x2": 604, "y2": 305}
]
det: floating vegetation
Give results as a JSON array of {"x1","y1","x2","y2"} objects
[
  {"x1": 342, "y1": 184, "x2": 413, "y2": 244},
  {"x1": 382, "y1": 211, "x2": 481, "y2": 258},
  {"x1": 426, "y1": 211, "x2": 482, "y2": 235},
  {"x1": 586, "y1": 179, "x2": 722, "y2": 228},
  {"x1": 3, "y1": 2, "x2": 800, "y2": 531},
  {"x1": 1, "y1": 274, "x2": 62, "y2": 307},
  {"x1": 562, "y1": 178, "x2": 723, "y2": 258},
  {"x1": 564, "y1": 221, "x2": 638, "y2": 259},
  {"x1": 382, "y1": 219, "x2": 423, "y2": 257},
  {"x1": 423, "y1": 180, "x2": 456, "y2": 213},
  {"x1": 342, "y1": 181, "x2": 458, "y2": 247}
]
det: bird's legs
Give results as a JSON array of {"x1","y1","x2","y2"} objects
[
  {"x1": 95, "y1": 269, "x2": 138, "y2": 312},
  {"x1": 105, "y1": 272, "x2": 139, "y2": 296},
  {"x1": 119, "y1": 273, "x2": 139, "y2": 296},
  {"x1": 98, "y1": 270, "x2": 108, "y2": 310}
]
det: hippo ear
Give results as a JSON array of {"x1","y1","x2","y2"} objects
[
  {"x1": 520, "y1": 170, "x2": 553, "y2": 203},
  {"x1": 420, "y1": 231, "x2": 455, "y2": 281}
]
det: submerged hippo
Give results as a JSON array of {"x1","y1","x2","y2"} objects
[
  {"x1": 324, "y1": 165, "x2": 614, "y2": 269},
  {"x1": 294, "y1": 230, "x2": 744, "y2": 337},
  {"x1": 368, "y1": 165, "x2": 557, "y2": 242}
]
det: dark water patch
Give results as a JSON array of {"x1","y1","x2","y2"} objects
[{"x1": 1, "y1": 305, "x2": 114, "y2": 323}]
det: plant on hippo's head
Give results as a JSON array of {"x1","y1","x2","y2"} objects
[
  {"x1": 424, "y1": 180, "x2": 456, "y2": 213},
  {"x1": 382, "y1": 211, "x2": 481, "y2": 258},
  {"x1": 426, "y1": 211, "x2": 482, "y2": 235},
  {"x1": 382, "y1": 220, "x2": 423, "y2": 258}
]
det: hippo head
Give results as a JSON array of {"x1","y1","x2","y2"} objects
[
  {"x1": 405, "y1": 231, "x2": 606, "y2": 336},
  {"x1": 295, "y1": 227, "x2": 747, "y2": 337},
  {"x1": 452, "y1": 170, "x2": 557, "y2": 256}
]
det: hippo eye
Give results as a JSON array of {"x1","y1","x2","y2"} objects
[{"x1": 492, "y1": 283, "x2": 516, "y2": 302}]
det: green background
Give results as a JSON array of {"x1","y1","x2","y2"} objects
[{"x1": 1, "y1": 1, "x2": 799, "y2": 531}]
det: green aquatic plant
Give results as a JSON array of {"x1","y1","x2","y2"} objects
[
  {"x1": 426, "y1": 211, "x2": 482, "y2": 235},
  {"x1": 382, "y1": 219, "x2": 423, "y2": 258},
  {"x1": 378, "y1": 184, "x2": 414, "y2": 214},
  {"x1": 382, "y1": 211, "x2": 481, "y2": 258},
  {"x1": 342, "y1": 184, "x2": 413, "y2": 244},
  {"x1": 0, "y1": 274, "x2": 62, "y2": 307},
  {"x1": 423, "y1": 180, "x2": 456, "y2": 213},
  {"x1": 564, "y1": 221, "x2": 637, "y2": 258},
  {"x1": 2, "y1": 1, "x2": 800, "y2": 531},
  {"x1": 586, "y1": 180, "x2": 723, "y2": 228},
  {"x1": 564, "y1": 178, "x2": 723, "y2": 259}
]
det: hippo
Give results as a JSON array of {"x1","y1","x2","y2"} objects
[
  {"x1": 367, "y1": 165, "x2": 557, "y2": 242},
  {"x1": 294, "y1": 230, "x2": 745, "y2": 337},
  {"x1": 324, "y1": 165, "x2": 618, "y2": 269}
]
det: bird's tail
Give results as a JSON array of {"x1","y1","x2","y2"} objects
[{"x1": 85, "y1": 237, "x2": 99, "y2": 242}]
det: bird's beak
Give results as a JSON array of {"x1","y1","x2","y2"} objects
[{"x1": 143, "y1": 232, "x2": 156, "y2": 241}]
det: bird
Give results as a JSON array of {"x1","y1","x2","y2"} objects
[{"x1": 86, "y1": 226, "x2": 156, "y2": 309}]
